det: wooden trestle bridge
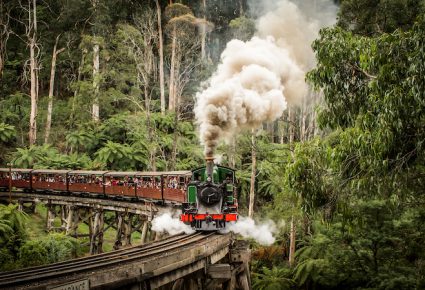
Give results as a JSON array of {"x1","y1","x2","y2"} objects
[{"x1": 0, "y1": 192, "x2": 251, "y2": 290}]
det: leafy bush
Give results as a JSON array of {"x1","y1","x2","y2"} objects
[
  {"x1": 0, "y1": 123, "x2": 15, "y2": 143},
  {"x1": 18, "y1": 234, "x2": 80, "y2": 268}
]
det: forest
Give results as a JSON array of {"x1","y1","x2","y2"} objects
[{"x1": 1, "y1": 0, "x2": 425, "y2": 289}]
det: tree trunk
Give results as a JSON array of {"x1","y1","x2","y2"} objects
[
  {"x1": 92, "y1": 43, "x2": 100, "y2": 121},
  {"x1": 200, "y1": 0, "x2": 206, "y2": 60},
  {"x1": 69, "y1": 51, "x2": 86, "y2": 130},
  {"x1": 170, "y1": 112, "x2": 179, "y2": 170},
  {"x1": 28, "y1": 0, "x2": 38, "y2": 146},
  {"x1": 248, "y1": 129, "x2": 256, "y2": 218},
  {"x1": 0, "y1": 2, "x2": 10, "y2": 79},
  {"x1": 144, "y1": 83, "x2": 156, "y2": 171},
  {"x1": 168, "y1": 27, "x2": 176, "y2": 111},
  {"x1": 289, "y1": 216, "x2": 296, "y2": 266},
  {"x1": 155, "y1": 0, "x2": 166, "y2": 115},
  {"x1": 310, "y1": 92, "x2": 320, "y2": 138},
  {"x1": 288, "y1": 106, "x2": 295, "y2": 145},
  {"x1": 300, "y1": 95, "x2": 307, "y2": 142},
  {"x1": 44, "y1": 36, "x2": 64, "y2": 144},
  {"x1": 174, "y1": 55, "x2": 181, "y2": 111},
  {"x1": 229, "y1": 137, "x2": 236, "y2": 168}
]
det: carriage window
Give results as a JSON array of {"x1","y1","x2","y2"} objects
[{"x1": 108, "y1": 176, "x2": 137, "y2": 187}]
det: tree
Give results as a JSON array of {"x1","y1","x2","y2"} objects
[
  {"x1": 164, "y1": 3, "x2": 198, "y2": 112},
  {"x1": 248, "y1": 129, "x2": 256, "y2": 218},
  {"x1": 155, "y1": 0, "x2": 166, "y2": 114},
  {"x1": 229, "y1": 16, "x2": 255, "y2": 41},
  {"x1": 44, "y1": 35, "x2": 65, "y2": 144},
  {"x1": 338, "y1": 0, "x2": 425, "y2": 36},
  {"x1": 22, "y1": 0, "x2": 39, "y2": 145},
  {"x1": 279, "y1": 15, "x2": 425, "y2": 289}
]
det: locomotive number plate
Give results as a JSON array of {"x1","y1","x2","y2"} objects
[{"x1": 48, "y1": 279, "x2": 89, "y2": 290}]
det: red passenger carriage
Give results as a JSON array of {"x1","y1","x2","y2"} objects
[
  {"x1": 1, "y1": 167, "x2": 191, "y2": 204},
  {"x1": 32, "y1": 169, "x2": 68, "y2": 192},
  {"x1": 68, "y1": 170, "x2": 107, "y2": 196}
]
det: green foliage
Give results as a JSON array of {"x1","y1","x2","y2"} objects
[
  {"x1": 229, "y1": 16, "x2": 255, "y2": 41},
  {"x1": 253, "y1": 266, "x2": 294, "y2": 290},
  {"x1": 18, "y1": 234, "x2": 80, "y2": 268},
  {"x1": 0, "y1": 204, "x2": 28, "y2": 244},
  {"x1": 0, "y1": 123, "x2": 15, "y2": 143},
  {"x1": 338, "y1": 0, "x2": 425, "y2": 35},
  {"x1": 277, "y1": 15, "x2": 425, "y2": 290},
  {"x1": 11, "y1": 145, "x2": 59, "y2": 168},
  {"x1": 94, "y1": 141, "x2": 147, "y2": 170},
  {"x1": 0, "y1": 204, "x2": 29, "y2": 270},
  {"x1": 66, "y1": 130, "x2": 96, "y2": 153},
  {"x1": 35, "y1": 153, "x2": 94, "y2": 170}
]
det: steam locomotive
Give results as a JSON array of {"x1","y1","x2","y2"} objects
[{"x1": 180, "y1": 157, "x2": 238, "y2": 231}]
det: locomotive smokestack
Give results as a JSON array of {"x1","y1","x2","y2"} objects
[{"x1": 205, "y1": 155, "x2": 214, "y2": 181}]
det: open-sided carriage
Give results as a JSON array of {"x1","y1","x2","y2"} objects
[{"x1": 0, "y1": 168, "x2": 192, "y2": 204}]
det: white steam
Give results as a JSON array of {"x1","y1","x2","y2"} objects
[
  {"x1": 195, "y1": 0, "x2": 336, "y2": 156},
  {"x1": 224, "y1": 216, "x2": 277, "y2": 246},
  {"x1": 151, "y1": 212, "x2": 195, "y2": 235}
]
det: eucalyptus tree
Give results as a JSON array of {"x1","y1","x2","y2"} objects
[
  {"x1": 15, "y1": 0, "x2": 40, "y2": 145},
  {"x1": 164, "y1": 3, "x2": 199, "y2": 112},
  {"x1": 155, "y1": 0, "x2": 166, "y2": 114}
]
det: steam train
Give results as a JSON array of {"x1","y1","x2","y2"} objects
[
  {"x1": 180, "y1": 157, "x2": 238, "y2": 231},
  {"x1": 0, "y1": 160, "x2": 238, "y2": 231}
]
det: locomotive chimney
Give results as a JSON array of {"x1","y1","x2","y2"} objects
[{"x1": 205, "y1": 155, "x2": 214, "y2": 180}]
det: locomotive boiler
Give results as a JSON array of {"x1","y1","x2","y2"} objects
[{"x1": 180, "y1": 157, "x2": 238, "y2": 231}]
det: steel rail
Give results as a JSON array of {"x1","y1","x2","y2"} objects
[
  {"x1": 0, "y1": 232, "x2": 205, "y2": 282},
  {"x1": 0, "y1": 232, "x2": 192, "y2": 278},
  {"x1": 0, "y1": 232, "x2": 216, "y2": 288}
]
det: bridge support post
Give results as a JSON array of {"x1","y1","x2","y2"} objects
[
  {"x1": 89, "y1": 208, "x2": 104, "y2": 254},
  {"x1": 46, "y1": 203, "x2": 56, "y2": 232},
  {"x1": 155, "y1": 231, "x2": 162, "y2": 241},
  {"x1": 17, "y1": 200, "x2": 23, "y2": 211},
  {"x1": 204, "y1": 240, "x2": 252, "y2": 290},
  {"x1": 123, "y1": 213, "x2": 133, "y2": 246},
  {"x1": 65, "y1": 205, "x2": 79, "y2": 236},
  {"x1": 60, "y1": 205, "x2": 68, "y2": 231},
  {"x1": 114, "y1": 212, "x2": 125, "y2": 250},
  {"x1": 140, "y1": 220, "x2": 148, "y2": 244}
]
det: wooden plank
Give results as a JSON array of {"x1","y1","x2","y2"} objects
[{"x1": 207, "y1": 264, "x2": 231, "y2": 279}]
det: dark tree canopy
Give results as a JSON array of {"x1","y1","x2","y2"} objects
[{"x1": 338, "y1": 0, "x2": 425, "y2": 35}]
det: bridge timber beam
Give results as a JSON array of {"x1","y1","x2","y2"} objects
[
  {"x1": 0, "y1": 192, "x2": 178, "y2": 254},
  {"x1": 0, "y1": 233, "x2": 252, "y2": 290}
]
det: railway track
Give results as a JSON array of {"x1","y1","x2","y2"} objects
[{"x1": 0, "y1": 232, "x2": 216, "y2": 289}]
